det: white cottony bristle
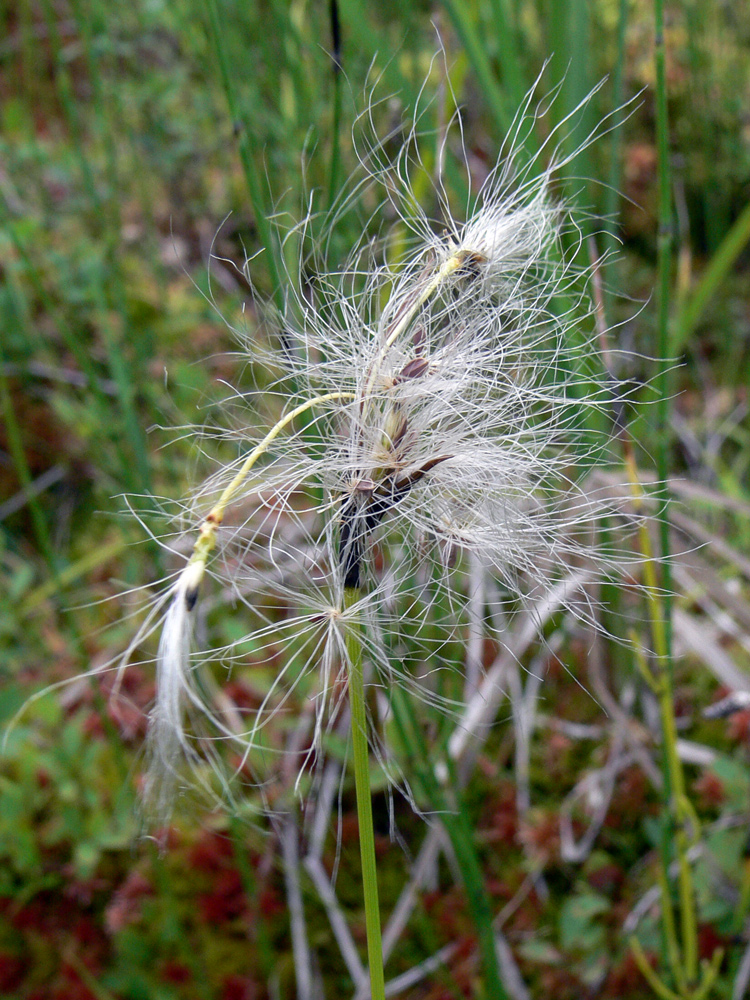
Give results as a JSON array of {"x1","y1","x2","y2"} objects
[
  {"x1": 143, "y1": 575, "x2": 194, "y2": 819},
  {"x1": 131, "y1": 78, "x2": 643, "y2": 818}
]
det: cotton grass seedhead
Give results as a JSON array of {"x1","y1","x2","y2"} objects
[{"x1": 126, "y1": 81, "x2": 641, "y2": 820}]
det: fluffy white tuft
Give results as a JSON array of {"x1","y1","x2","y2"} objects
[
  {"x1": 142, "y1": 576, "x2": 194, "y2": 819},
  {"x1": 129, "y1": 78, "x2": 644, "y2": 819}
]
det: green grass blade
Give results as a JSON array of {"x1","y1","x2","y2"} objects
[
  {"x1": 0, "y1": 355, "x2": 56, "y2": 571},
  {"x1": 38, "y1": 0, "x2": 152, "y2": 494},
  {"x1": 487, "y1": 0, "x2": 527, "y2": 111},
  {"x1": 439, "y1": 0, "x2": 514, "y2": 138},
  {"x1": 203, "y1": 0, "x2": 286, "y2": 315},
  {"x1": 327, "y1": 0, "x2": 344, "y2": 210},
  {"x1": 603, "y1": 0, "x2": 628, "y2": 249},
  {"x1": 672, "y1": 199, "x2": 750, "y2": 352},
  {"x1": 390, "y1": 688, "x2": 507, "y2": 1000}
]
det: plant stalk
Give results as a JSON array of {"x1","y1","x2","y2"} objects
[
  {"x1": 344, "y1": 586, "x2": 386, "y2": 1000},
  {"x1": 625, "y1": 446, "x2": 700, "y2": 992},
  {"x1": 654, "y1": 0, "x2": 674, "y2": 644}
]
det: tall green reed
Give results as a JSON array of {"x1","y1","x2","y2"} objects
[
  {"x1": 38, "y1": 0, "x2": 151, "y2": 496},
  {"x1": 626, "y1": 4, "x2": 723, "y2": 997}
]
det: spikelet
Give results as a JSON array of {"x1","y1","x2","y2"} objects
[{"x1": 131, "y1": 79, "x2": 640, "y2": 817}]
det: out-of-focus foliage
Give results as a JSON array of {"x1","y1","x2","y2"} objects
[{"x1": 1, "y1": 0, "x2": 749, "y2": 997}]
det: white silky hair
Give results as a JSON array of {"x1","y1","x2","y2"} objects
[
  {"x1": 136, "y1": 76, "x2": 644, "y2": 818},
  {"x1": 143, "y1": 579, "x2": 193, "y2": 819}
]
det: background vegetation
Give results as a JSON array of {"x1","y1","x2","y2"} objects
[{"x1": 1, "y1": 0, "x2": 749, "y2": 997}]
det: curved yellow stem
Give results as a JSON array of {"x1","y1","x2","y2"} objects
[
  {"x1": 362, "y1": 248, "x2": 472, "y2": 401},
  {"x1": 185, "y1": 391, "x2": 355, "y2": 603}
]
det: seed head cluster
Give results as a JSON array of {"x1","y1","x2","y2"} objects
[{"x1": 124, "y1": 91, "x2": 637, "y2": 817}]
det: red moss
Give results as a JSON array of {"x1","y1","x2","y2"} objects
[
  {"x1": 605, "y1": 767, "x2": 654, "y2": 831},
  {"x1": 62, "y1": 874, "x2": 107, "y2": 908},
  {"x1": 692, "y1": 771, "x2": 726, "y2": 810},
  {"x1": 105, "y1": 870, "x2": 153, "y2": 934},
  {"x1": 422, "y1": 886, "x2": 471, "y2": 941},
  {"x1": 198, "y1": 868, "x2": 246, "y2": 924},
  {"x1": 58, "y1": 963, "x2": 101, "y2": 1000},
  {"x1": 82, "y1": 711, "x2": 106, "y2": 739},
  {"x1": 453, "y1": 933, "x2": 477, "y2": 961},
  {"x1": 603, "y1": 949, "x2": 654, "y2": 995},
  {"x1": 221, "y1": 974, "x2": 258, "y2": 1000},
  {"x1": 338, "y1": 812, "x2": 360, "y2": 845},
  {"x1": 728, "y1": 709, "x2": 750, "y2": 743},
  {"x1": 542, "y1": 730, "x2": 573, "y2": 781},
  {"x1": 419, "y1": 935, "x2": 476, "y2": 998},
  {"x1": 543, "y1": 652, "x2": 566, "y2": 681},
  {"x1": 151, "y1": 825, "x2": 181, "y2": 851},
  {"x1": 161, "y1": 959, "x2": 192, "y2": 984},
  {"x1": 0, "y1": 952, "x2": 27, "y2": 991},
  {"x1": 586, "y1": 862, "x2": 625, "y2": 896},
  {"x1": 71, "y1": 914, "x2": 104, "y2": 951},
  {"x1": 482, "y1": 780, "x2": 518, "y2": 844},
  {"x1": 537, "y1": 965, "x2": 583, "y2": 1000},
  {"x1": 190, "y1": 831, "x2": 234, "y2": 872},
  {"x1": 518, "y1": 808, "x2": 560, "y2": 863},
  {"x1": 258, "y1": 886, "x2": 284, "y2": 919},
  {"x1": 224, "y1": 679, "x2": 263, "y2": 713},
  {"x1": 507, "y1": 889, "x2": 545, "y2": 934},
  {"x1": 100, "y1": 665, "x2": 153, "y2": 740},
  {"x1": 12, "y1": 896, "x2": 53, "y2": 933},
  {"x1": 697, "y1": 923, "x2": 727, "y2": 961}
]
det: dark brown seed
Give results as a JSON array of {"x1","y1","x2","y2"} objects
[
  {"x1": 354, "y1": 478, "x2": 377, "y2": 493},
  {"x1": 457, "y1": 249, "x2": 488, "y2": 278},
  {"x1": 184, "y1": 585, "x2": 199, "y2": 611},
  {"x1": 395, "y1": 357, "x2": 430, "y2": 382},
  {"x1": 394, "y1": 454, "x2": 452, "y2": 490}
]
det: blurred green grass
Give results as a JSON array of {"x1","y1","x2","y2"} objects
[{"x1": 1, "y1": 1, "x2": 750, "y2": 998}]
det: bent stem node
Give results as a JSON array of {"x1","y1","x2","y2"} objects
[{"x1": 181, "y1": 391, "x2": 355, "y2": 608}]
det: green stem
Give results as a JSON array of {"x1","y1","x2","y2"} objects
[
  {"x1": 344, "y1": 586, "x2": 386, "y2": 1000},
  {"x1": 652, "y1": 3, "x2": 699, "y2": 991},
  {"x1": 657, "y1": 688, "x2": 697, "y2": 988},
  {"x1": 630, "y1": 936, "x2": 683, "y2": 1000},
  {"x1": 654, "y1": 0, "x2": 674, "y2": 644},
  {"x1": 438, "y1": 0, "x2": 514, "y2": 137},
  {"x1": 604, "y1": 0, "x2": 628, "y2": 252},
  {"x1": 39, "y1": 0, "x2": 151, "y2": 495},
  {"x1": 327, "y1": 0, "x2": 343, "y2": 210},
  {"x1": 672, "y1": 199, "x2": 750, "y2": 352},
  {"x1": 625, "y1": 453, "x2": 702, "y2": 993}
]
